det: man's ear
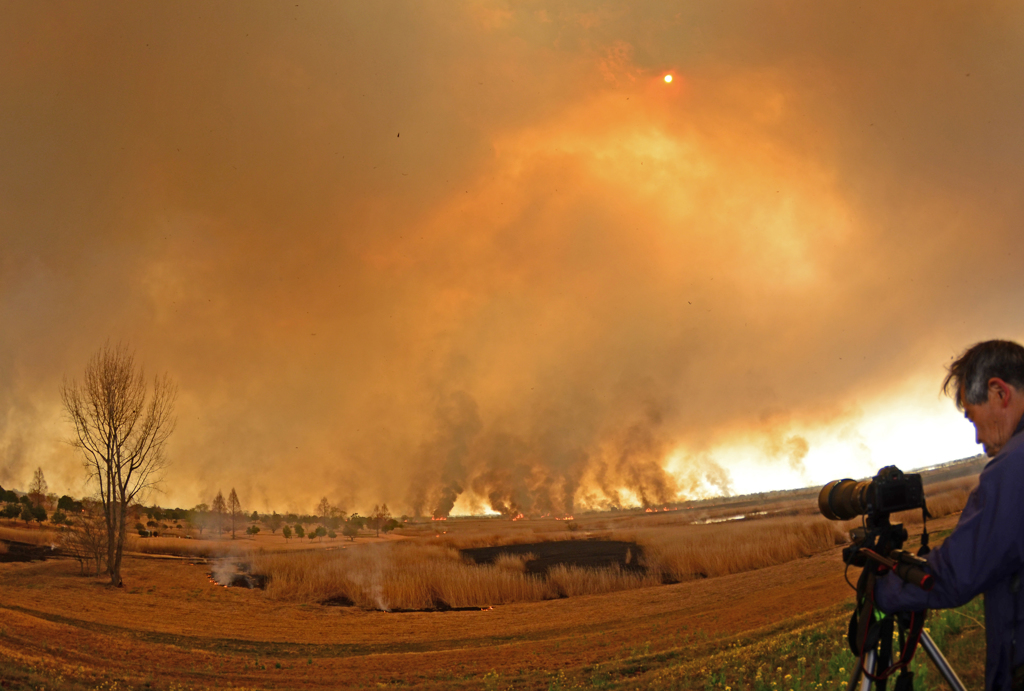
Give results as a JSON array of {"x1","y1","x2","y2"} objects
[{"x1": 988, "y1": 377, "x2": 1014, "y2": 406}]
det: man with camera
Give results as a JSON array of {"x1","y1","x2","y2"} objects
[{"x1": 875, "y1": 339, "x2": 1024, "y2": 690}]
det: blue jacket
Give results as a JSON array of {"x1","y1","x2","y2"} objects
[{"x1": 876, "y1": 417, "x2": 1024, "y2": 690}]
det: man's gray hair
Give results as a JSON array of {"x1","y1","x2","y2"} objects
[{"x1": 943, "y1": 340, "x2": 1024, "y2": 409}]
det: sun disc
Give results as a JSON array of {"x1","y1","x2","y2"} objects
[{"x1": 664, "y1": 74, "x2": 673, "y2": 83}]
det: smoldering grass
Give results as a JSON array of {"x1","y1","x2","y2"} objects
[
  {"x1": 251, "y1": 516, "x2": 845, "y2": 610},
  {"x1": 252, "y1": 542, "x2": 552, "y2": 609}
]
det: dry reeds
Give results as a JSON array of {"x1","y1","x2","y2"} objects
[
  {"x1": 0, "y1": 525, "x2": 58, "y2": 546},
  {"x1": 627, "y1": 516, "x2": 848, "y2": 581},
  {"x1": 125, "y1": 536, "x2": 251, "y2": 559},
  {"x1": 546, "y1": 564, "x2": 661, "y2": 597},
  {"x1": 252, "y1": 542, "x2": 552, "y2": 609},
  {"x1": 252, "y1": 515, "x2": 847, "y2": 610}
]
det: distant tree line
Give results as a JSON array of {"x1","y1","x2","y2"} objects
[{"x1": 2, "y1": 474, "x2": 404, "y2": 545}]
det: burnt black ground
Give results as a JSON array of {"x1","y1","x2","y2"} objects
[
  {"x1": 0, "y1": 540, "x2": 58, "y2": 563},
  {"x1": 460, "y1": 539, "x2": 644, "y2": 574}
]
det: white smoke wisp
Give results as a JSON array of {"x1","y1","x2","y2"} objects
[{"x1": 211, "y1": 558, "x2": 236, "y2": 586}]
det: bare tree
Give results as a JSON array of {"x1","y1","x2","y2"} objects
[
  {"x1": 212, "y1": 491, "x2": 226, "y2": 536},
  {"x1": 371, "y1": 503, "x2": 391, "y2": 538},
  {"x1": 59, "y1": 499, "x2": 108, "y2": 576},
  {"x1": 228, "y1": 488, "x2": 242, "y2": 539},
  {"x1": 28, "y1": 467, "x2": 48, "y2": 508},
  {"x1": 60, "y1": 342, "x2": 176, "y2": 586}
]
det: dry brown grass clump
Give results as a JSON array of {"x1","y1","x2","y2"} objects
[
  {"x1": 0, "y1": 525, "x2": 58, "y2": 545},
  {"x1": 626, "y1": 516, "x2": 848, "y2": 581},
  {"x1": 546, "y1": 564, "x2": 661, "y2": 596}
]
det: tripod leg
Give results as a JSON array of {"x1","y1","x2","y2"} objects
[
  {"x1": 918, "y1": 631, "x2": 967, "y2": 691},
  {"x1": 846, "y1": 650, "x2": 875, "y2": 691}
]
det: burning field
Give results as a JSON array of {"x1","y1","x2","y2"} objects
[{"x1": 0, "y1": 474, "x2": 987, "y2": 690}]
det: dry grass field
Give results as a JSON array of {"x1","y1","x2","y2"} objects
[{"x1": 0, "y1": 470, "x2": 986, "y2": 690}]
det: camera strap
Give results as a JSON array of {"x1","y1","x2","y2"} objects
[
  {"x1": 849, "y1": 569, "x2": 926, "y2": 690},
  {"x1": 918, "y1": 501, "x2": 931, "y2": 557}
]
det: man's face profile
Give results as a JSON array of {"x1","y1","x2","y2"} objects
[{"x1": 961, "y1": 378, "x2": 1022, "y2": 457}]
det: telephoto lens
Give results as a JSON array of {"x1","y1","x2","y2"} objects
[
  {"x1": 818, "y1": 478, "x2": 871, "y2": 520},
  {"x1": 818, "y1": 466, "x2": 925, "y2": 521}
]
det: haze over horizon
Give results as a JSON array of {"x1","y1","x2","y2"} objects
[{"x1": 2, "y1": 2, "x2": 1022, "y2": 516}]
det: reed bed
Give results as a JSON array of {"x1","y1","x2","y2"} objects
[
  {"x1": 253, "y1": 515, "x2": 845, "y2": 609},
  {"x1": 252, "y1": 543, "x2": 553, "y2": 609},
  {"x1": 252, "y1": 541, "x2": 664, "y2": 610},
  {"x1": 546, "y1": 564, "x2": 661, "y2": 596},
  {"x1": 125, "y1": 535, "x2": 253, "y2": 559},
  {"x1": 625, "y1": 516, "x2": 848, "y2": 581},
  {"x1": 425, "y1": 524, "x2": 580, "y2": 550},
  {"x1": 0, "y1": 525, "x2": 58, "y2": 546}
]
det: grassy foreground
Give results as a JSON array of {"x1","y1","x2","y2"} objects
[{"x1": 0, "y1": 584, "x2": 984, "y2": 691}]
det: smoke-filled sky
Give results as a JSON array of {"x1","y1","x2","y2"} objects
[{"x1": 2, "y1": 2, "x2": 1023, "y2": 516}]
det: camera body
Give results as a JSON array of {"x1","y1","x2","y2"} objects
[{"x1": 818, "y1": 465, "x2": 925, "y2": 521}]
